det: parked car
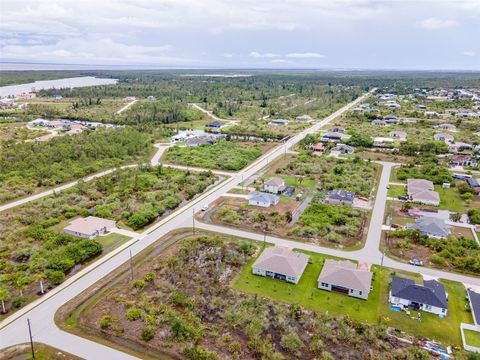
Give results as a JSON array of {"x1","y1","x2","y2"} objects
[
  {"x1": 409, "y1": 259, "x2": 423, "y2": 266},
  {"x1": 398, "y1": 196, "x2": 408, "y2": 201},
  {"x1": 201, "y1": 204, "x2": 209, "y2": 211}
]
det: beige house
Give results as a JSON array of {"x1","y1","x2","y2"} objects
[
  {"x1": 253, "y1": 247, "x2": 309, "y2": 284},
  {"x1": 64, "y1": 216, "x2": 116, "y2": 239},
  {"x1": 317, "y1": 260, "x2": 373, "y2": 300},
  {"x1": 407, "y1": 179, "x2": 440, "y2": 206}
]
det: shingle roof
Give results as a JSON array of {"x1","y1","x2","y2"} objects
[
  {"x1": 326, "y1": 189, "x2": 355, "y2": 201},
  {"x1": 253, "y1": 247, "x2": 309, "y2": 278},
  {"x1": 248, "y1": 191, "x2": 279, "y2": 204},
  {"x1": 391, "y1": 276, "x2": 448, "y2": 309},
  {"x1": 408, "y1": 216, "x2": 449, "y2": 237},
  {"x1": 206, "y1": 121, "x2": 226, "y2": 127},
  {"x1": 411, "y1": 189, "x2": 440, "y2": 203},
  {"x1": 64, "y1": 216, "x2": 115, "y2": 235},
  {"x1": 318, "y1": 259, "x2": 373, "y2": 292},
  {"x1": 468, "y1": 289, "x2": 480, "y2": 325},
  {"x1": 264, "y1": 177, "x2": 285, "y2": 187}
]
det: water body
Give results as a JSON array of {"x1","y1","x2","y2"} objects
[{"x1": 0, "y1": 76, "x2": 118, "y2": 97}]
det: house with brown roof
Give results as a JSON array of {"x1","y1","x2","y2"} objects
[
  {"x1": 253, "y1": 246, "x2": 309, "y2": 284},
  {"x1": 317, "y1": 260, "x2": 373, "y2": 300},
  {"x1": 63, "y1": 216, "x2": 116, "y2": 239},
  {"x1": 309, "y1": 142, "x2": 325, "y2": 155}
]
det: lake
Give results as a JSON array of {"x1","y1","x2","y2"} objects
[{"x1": 0, "y1": 76, "x2": 118, "y2": 97}]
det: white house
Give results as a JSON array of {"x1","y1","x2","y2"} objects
[
  {"x1": 389, "y1": 276, "x2": 448, "y2": 317},
  {"x1": 253, "y1": 246, "x2": 309, "y2": 284},
  {"x1": 248, "y1": 191, "x2": 279, "y2": 207},
  {"x1": 317, "y1": 260, "x2": 373, "y2": 300},
  {"x1": 263, "y1": 178, "x2": 285, "y2": 194},
  {"x1": 63, "y1": 216, "x2": 116, "y2": 239}
]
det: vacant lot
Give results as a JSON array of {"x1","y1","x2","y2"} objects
[
  {"x1": 0, "y1": 166, "x2": 215, "y2": 315},
  {"x1": 0, "y1": 127, "x2": 153, "y2": 203},
  {"x1": 73, "y1": 235, "x2": 425, "y2": 359},
  {"x1": 465, "y1": 329, "x2": 480, "y2": 348},
  {"x1": 0, "y1": 122, "x2": 49, "y2": 147},
  {"x1": 164, "y1": 140, "x2": 273, "y2": 171}
]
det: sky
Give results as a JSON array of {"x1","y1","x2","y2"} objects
[{"x1": 0, "y1": 0, "x2": 479, "y2": 70}]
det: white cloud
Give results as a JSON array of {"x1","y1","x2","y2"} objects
[
  {"x1": 223, "y1": 53, "x2": 233, "y2": 58},
  {"x1": 286, "y1": 52, "x2": 325, "y2": 59},
  {"x1": 462, "y1": 51, "x2": 476, "y2": 57},
  {"x1": 250, "y1": 51, "x2": 280, "y2": 58},
  {"x1": 417, "y1": 17, "x2": 458, "y2": 30},
  {"x1": 270, "y1": 59, "x2": 291, "y2": 64}
]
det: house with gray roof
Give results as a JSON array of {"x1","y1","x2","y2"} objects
[
  {"x1": 407, "y1": 179, "x2": 440, "y2": 206},
  {"x1": 407, "y1": 216, "x2": 450, "y2": 238},
  {"x1": 64, "y1": 216, "x2": 116, "y2": 239},
  {"x1": 467, "y1": 289, "x2": 480, "y2": 326},
  {"x1": 253, "y1": 246, "x2": 309, "y2": 284},
  {"x1": 390, "y1": 131, "x2": 407, "y2": 140},
  {"x1": 389, "y1": 276, "x2": 448, "y2": 316},
  {"x1": 248, "y1": 191, "x2": 279, "y2": 208},
  {"x1": 296, "y1": 114, "x2": 312, "y2": 121},
  {"x1": 434, "y1": 133, "x2": 454, "y2": 143},
  {"x1": 325, "y1": 189, "x2": 355, "y2": 206},
  {"x1": 318, "y1": 260, "x2": 373, "y2": 300},
  {"x1": 331, "y1": 144, "x2": 355, "y2": 155},
  {"x1": 263, "y1": 177, "x2": 286, "y2": 194}
]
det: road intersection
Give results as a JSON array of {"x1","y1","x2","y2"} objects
[{"x1": 2, "y1": 89, "x2": 478, "y2": 358}]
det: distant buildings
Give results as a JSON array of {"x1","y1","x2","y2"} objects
[
  {"x1": 253, "y1": 246, "x2": 309, "y2": 284},
  {"x1": 434, "y1": 133, "x2": 454, "y2": 143},
  {"x1": 331, "y1": 144, "x2": 355, "y2": 155},
  {"x1": 205, "y1": 121, "x2": 227, "y2": 133},
  {"x1": 270, "y1": 119, "x2": 289, "y2": 126},
  {"x1": 321, "y1": 132, "x2": 342, "y2": 142},
  {"x1": 296, "y1": 114, "x2": 312, "y2": 121},
  {"x1": 389, "y1": 131, "x2": 407, "y2": 140}
]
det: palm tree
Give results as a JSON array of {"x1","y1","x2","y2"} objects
[{"x1": 0, "y1": 287, "x2": 10, "y2": 313}]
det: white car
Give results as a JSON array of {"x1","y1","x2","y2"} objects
[{"x1": 201, "y1": 204, "x2": 209, "y2": 211}]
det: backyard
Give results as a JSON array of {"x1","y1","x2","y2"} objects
[{"x1": 233, "y1": 248, "x2": 472, "y2": 346}]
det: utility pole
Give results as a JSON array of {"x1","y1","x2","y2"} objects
[
  {"x1": 129, "y1": 250, "x2": 134, "y2": 280},
  {"x1": 27, "y1": 318, "x2": 35, "y2": 359},
  {"x1": 263, "y1": 229, "x2": 267, "y2": 248}
]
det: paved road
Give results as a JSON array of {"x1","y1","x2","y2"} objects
[{"x1": 0, "y1": 90, "x2": 379, "y2": 357}]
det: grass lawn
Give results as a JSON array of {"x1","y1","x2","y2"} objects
[
  {"x1": 465, "y1": 329, "x2": 480, "y2": 347},
  {"x1": 387, "y1": 185, "x2": 406, "y2": 198},
  {"x1": 232, "y1": 247, "x2": 471, "y2": 345},
  {"x1": 96, "y1": 233, "x2": 130, "y2": 249},
  {"x1": 435, "y1": 185, "x2": 466, "y2": 212}
]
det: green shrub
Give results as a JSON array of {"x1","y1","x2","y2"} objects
[
  {"x1": 127, "y1": 308, "x2": 142, "y2": 321},
  {"x1": 100, "y1": 315, "x2": 115, "y2": 329},
  {"x1": 48, "y1": 270, "x2": 65, "y2": 284},
  {"x1": 133, "y1": 280, "x2": 145, "y2": 289},
  {"x1": 140, "y1": 325, "x2": 156, "y2": 341}
]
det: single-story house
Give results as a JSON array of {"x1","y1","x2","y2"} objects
[
  {"x1": 317, "y1": 260, "x2": 373, "y2": 300},
  {"x1": 253, "y1": 246, "x2": 309, "y2": 284},
  {"x1": 437, "y1": 123, "x2": 456, "y2": 132},
  {"x1": 425, "y1": 111, "x2": 439, "y2": 116},
  {"x1": 407, "y1": 179, "x2": 440, "y2": 206},
  {"x1": 416, "y1": 105, "x2": 427, "y2": 110},
  {"x1": 449, "y1": 154, "x2": 479, "y2": 168},
  {"x1": 331, "y1": 144, "x2": 355, "y2": 155},
  {"x1": 270, "y1": 119, "x2": 289, "y2": 126},
  {"x1": 407, "y1": 216, "x2": 450, "y2": 238},
  {"x1": 372, "y1": 119, "x2": 387, "y2": 126},
  {"x1": 248, "y1": 191, "x2": 279, "y2": 207},
  {"x1": 449, "y1": 142, "x2": 473, "y2": 153},
  {"x1": 466, "y1": 177, "x2": 480, "y2": 188},
  {"x1": 321, "y1": 132, "x2": 342, "y2": 142},
  {"x1": 467, "y1": 289, "x2": 480, "y2": 326},
  {"x1": 28, "y1": 118, "x2": 49, "y2": 127},
  {"x1": 296, "y1": 114, "x2": 312, "y2": 121},
  {"x1": 186, "y1": 136, "x2": 215, "y2": 147},
  {"x1": 328, "y1": 126, "x2": 345, "y2": 133},
  {"x1": 325, "y1": 189, "x2": 355, "y2": 206},
  {"x1": 434, "y1": 133, "x2": 454, "y2": 143},
  {"x1": 310, "y1": 142, "x2": 325, "y2": 155},
  {"x1": 389, "y1": 276, "x2": 448, "y2": 317},
  {"x1": 384, "y1": 115, "x2": 398, "y2": 124},
  {"x1": 63, "y1": 216, "x2": 116, "y2": 239},
  {"x1": 390, "y1": 131, "x2": 407, "y2": 140},
  {"x1": 263, "y1": 177, "x2": 286, "y2": 194}
]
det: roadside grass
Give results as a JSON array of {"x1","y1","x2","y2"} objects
[
  {"x1": 96, "y1": 233, "x2": 131, "y2": 248},
  {"x1": 232, "y1": 248, "x2": 471, "y2": 345},
  {"x1": 465, "y1": 329, "x2": 480, "y2": 347},
  {"x1": 387, "y1": 185, "x2": 406, "y2": 198}
]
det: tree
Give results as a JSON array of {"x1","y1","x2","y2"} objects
[
  {"x1": 450, "y1": 212, "x2": 461, "y2": 222},
  {"x1": 285, "y1": 210, "x2": 293, "y2": 223},
  {"x1": 0, "y1": 287, "x2": 10, "y2": 313}
]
